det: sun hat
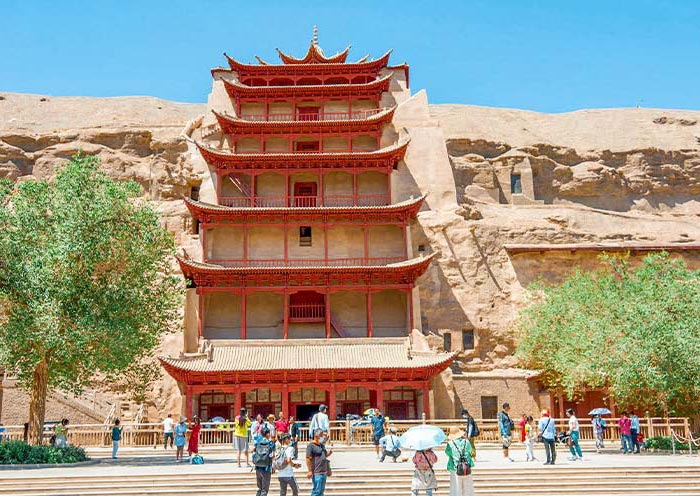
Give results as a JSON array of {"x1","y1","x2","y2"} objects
[
  {"x1": 447, "y1": 426, "x2": 466, "y2": 441},
  {"x1": 180, "y1": 415, "x2": 187, "y2": 422}
]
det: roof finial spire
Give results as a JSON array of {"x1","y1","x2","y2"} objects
[{"x1": 312, "y1": 25, "x2": 318, "y2": 46}]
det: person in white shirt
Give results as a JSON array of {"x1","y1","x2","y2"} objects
[
  {"x1": 276, "y1": 433, "x2": 301, "y2": 496},
  {"x1": 162, "y1": 414, "x2": 175, "y2": 449},
  {"x1": 309, "y1": 404, "x2": 330, "y2": 437},
  {"x1": 379, "y1": 427, "x2": 402, "y2": 462},
  {"x1": 566, "y1": 409, "x2": 583, "y2": 461}
]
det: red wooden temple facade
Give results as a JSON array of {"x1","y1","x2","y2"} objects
[{"x1": 161, "y1": 35, "x2": 454, "y2": 422}]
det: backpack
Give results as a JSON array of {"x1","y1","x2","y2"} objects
[
  {"x1": 272, "y1": 444, "x2": 289, "y2": 471},
  {"x1": 252, "y1": 440, "x2": 273, "y2": 468},
  {"x1": 453, "y1": 440, "x2": 471, "y2": 476},
  {"x1": 191, "y1": 454, "x2": 204, "y2": 465},
  {"x1": 469, "y1": 418, "x2": 480, "y2": 437}
]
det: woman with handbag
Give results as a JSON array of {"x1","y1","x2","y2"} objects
[
  {"x1": 411, "y1": 448, "x2": 438, "y2": 496},
  {"x1": 445, "y1": 427, "x2": 474, "y2": 496}
]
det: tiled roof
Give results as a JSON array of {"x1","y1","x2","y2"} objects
[
  {"x1": 183, "y1": 195, "x2": 426, "y2": 216},
  {"x1": 222, "y1": 74, "x2": 392, "y2": 98},
  {"x1": 160, "y1": 337, "x2": 455, "y2": 373},
  {"x1": 217, "y1": 51, "x2": 392, "y2": 76},
  {"x1": 276, "y1": 44, "x2": 350, "y2": 64}
]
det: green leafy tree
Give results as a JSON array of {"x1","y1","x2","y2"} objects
[
  {"x1": 0, "y1": 155, "x2": 181, "y2": 444},
  {"x1": 516, "y1": 252, "x2": 700, "y2": 417}
]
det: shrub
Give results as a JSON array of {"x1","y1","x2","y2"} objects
[
  {"x1": 645, "y1": 436, "x2": 689, "y2": 451},
  {"x1": 0, "y1": 440, "x2": 89, "y2": 465}
]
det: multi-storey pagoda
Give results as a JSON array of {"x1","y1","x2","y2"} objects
[{"x1": 161, "y1": 32, "x2": 454, "y2": 421}]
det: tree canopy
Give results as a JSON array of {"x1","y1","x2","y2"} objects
[
  {"x1": 0, "y1": 155, "x2": 181, "y2": 443},
  {"x1": 516, "y1": 252, "x2": 700, "y2": 417}
]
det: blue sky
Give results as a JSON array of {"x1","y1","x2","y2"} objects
[{"x1": 1, "y1": 0, "x2": 699, "y2": 112}]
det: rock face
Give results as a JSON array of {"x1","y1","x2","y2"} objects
[{"x1": 2, "y1": 92, "x2": 699, "y2": 421}]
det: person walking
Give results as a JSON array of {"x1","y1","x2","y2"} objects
[
  {"x1": 378, "y1": 427, "x2": 402, "y2": 463},
  {"x1": 55, "y1": 419, "x2": 69, "y2": 448},
  {"x1": 289, "y1": 416, "x2": 300, "y2": 460},
  {"x1": 188, "y1": 416, "x2": 201, "y2": 457},
  {"x1": 306, "y1": 429, "x2": 332, "y2": 496},
  {"x1": 111, "y1": 418, "x2": 123, "y2": 459},
  {"x1": 591, "y1": 414, "x2": 606, "y2": 453},
  {"x1": 174, "y1": 416, "x2": 188, "y2": 462},
  {"x1": 630, "y1": 411, "x2": 641, "y2": 454},
  {"x1": 233, "y1": 408, "x2": 252, "y2": 468},
  {"x1": 524, "y1": 416, "x2": 536, "y2": 461},
  {"x1": 460, "y1": 409, "x2": 479, "y2": 459},
  {"x1": 618, "y1": 412, "x2": 632, "y2": 454},
  {"x1": 519, "y1": 414, "x2": 527, "y2": 444},
  {"x1": 538, "y1": 409, "x2": 557, "y2": 465},
  {"x1": 445, "y1": 427, "x2": 475, "y2": 496},
  {"x1": 163, "y1": 414, "x2": 175, "y2": 449},
  {"x1": 370, "y1": 409, "x2": 387, "y2": 459},
  {"x1": 253, "y1": 427, "x2": 275, "y2": 496},
  {"x1": 275, "y1": 433, "x2": 301, "y2": 496},
  {"x1": 498, "y1": 403, "x2": 514, "y2": 462},
  {"x1": 309, "y1": 405, "x2": 330, "y2": 439},
  {"x1": 566, "y1": 409, "x2": 583, "y2": 461},
  {"x1": 411, "y1": 448, "x2": 438, "y2": 496}
]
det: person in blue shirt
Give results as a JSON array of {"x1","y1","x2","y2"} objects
[
  {"x1": 630, "y1": 411, "x2": 641, "y2": 454},
  {"x1": 370, "y1": 410, "x2": 386, "y2": 460},
  {"x1": 538, "y1": 409, "x2": 557, "y2": 465},
  {"x1": 498, "y1": 402, "x2": 514, "y2": 462}
]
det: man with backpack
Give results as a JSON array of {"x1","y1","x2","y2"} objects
[
  {"x1": 252, "y1": 427, "x2": 274, "y2": 496},
  {"x1": 461, "y1": 409, "x2": 480, "y2": 459},
  {"x1": 275, "y1": 433, "x2": 301, "y2": 496},
  {"x1": 498, "y1": 402, "x2": 515, "y2": 462}
]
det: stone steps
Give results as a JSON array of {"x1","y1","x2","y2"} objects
[{"x1": 1, "y1": 466, "x2": 699, "y2": 496}]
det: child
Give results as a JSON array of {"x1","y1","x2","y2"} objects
[{"x1": 524, "y1": 416, "x2": 536, "y2": 461}]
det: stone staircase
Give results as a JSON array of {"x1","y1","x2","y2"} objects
[{"x1": 1, "y1": 466, "x2": 699, "y2": 496}]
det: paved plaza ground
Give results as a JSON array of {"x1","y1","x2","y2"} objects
[{"x1": 1, "y1": 444, "x2": 697, "y2": 477}]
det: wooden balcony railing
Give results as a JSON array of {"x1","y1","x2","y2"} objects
[
  {"x1": 240, "y1": 108, "x2": 386, "y2": 122},
  {"x1": 219, "y1": 194, "x2": 390, "y2": 208},
  {"x1": 289, "y1": 303, "x2": 325, "y2": 321},
  {"x1": 0, "y1": 417, "x2": 691, "y2": 448},
  {"x1": 209, "y1": 257, "x2": 404, "y2": 268}
]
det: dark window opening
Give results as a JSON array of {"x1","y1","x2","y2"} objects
[
  {"x1": 299, "y1": 226, "x2": 312, "y2": 247},
  {"x1": 510, "y1": 174, "x2": 522, "y2": 194},
  {"x1": 295, "y1": 141, "x2": 320, "y2": 152},
  {"x1": 192, "y1": 218, "x2": 200, "y2": 235},
  {"x1": 443, "y1": 332, "x2": 452, "y2": 351},
  {"x1": 418, "y1": 244, "x2": 426, "y2": 253},
  {"x1": 481, "y1": 396, "x2": 498, "y2": 419},
  {"x1": 190, "y1": 185, "x2": 200, "y2": 201},
  {"x1": 462, "y1": 328, "x2": 475, "y2": 350}
]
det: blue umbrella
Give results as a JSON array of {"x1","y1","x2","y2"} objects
[
  {"x1": 589, "y1": 408, "x2": 612, "y2": 416},
  {"x1": 398, "y1": 425, "x2": 447, "y2": 450}
]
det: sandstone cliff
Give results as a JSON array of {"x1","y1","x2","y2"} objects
[{"x1": 2, "y1": 92, "x2": 699, "y2": 419}]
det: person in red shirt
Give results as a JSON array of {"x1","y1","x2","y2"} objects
[
  {"x1": 618, "y1": 411, "x2": 632, "y2": 454},
  {"x1": 275, "y1": 411, "x2": 290, "y2": 435},
  {"x1": 519, "y1": 414, "x2": 528, "y2": 443}
]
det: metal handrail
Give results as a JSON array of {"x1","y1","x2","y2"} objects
[{"x1": 208, "y1": 257, "x2": 404, "y2": 268}]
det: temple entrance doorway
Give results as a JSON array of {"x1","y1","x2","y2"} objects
[
  {"x1": 207, "y1": 404, "x2": 230, "y2": 420},
  {"x1": 250, "y1": 403, "x2": 275, "y2": 418},
  {"x1": 385, "y1": 401, "x2": 409, "y2": 420},
  {"x1": 296, "y1": 404, "x2": 321, "y2": 421}
]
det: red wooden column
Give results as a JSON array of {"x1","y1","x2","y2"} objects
[
  {"x1": 285, "y1": 173, "x2": 291, "y2": 207},
  {"x1": 401, "y1": 224, "x2": 408, "y2": 259},
  {"x1": 325, "y1": 290, "x2": 331, "y2": 338},
  {"x1": 282, "y1": 384, "x2": 290, "y2": 417},
  {"x1": 319, "y1": 171, "x2": 324, "y2": 206},
  {"x1": 387, "y1": 172, "x2": 392, "y2": 204},
  {"x1": 241, "y1": 291, "x2": 247, "y2": 339},
  {"x1": 250, "y1": 174, "x2": 256, "y2": 207},
  {"x1": 324, "y1": 225, "x2": 329, "y2": 264},
  {"x1": 366, "y1": 290, "x2": 374, "y2": 337},
  {"x1": 422, "y1": 382, "x2": 431, "y2": 419},
  {"x1": 363, "y1": 226, "x2": 369, "y2": 261},
  {"x1": 352, "y1": 172, "x2": 358, "y2": 205},
  {"x1": 328, "y1": 384, "x2": 337, "y2": 422},
  {"x1": 283, "y1": 292, "x2": 290, "y2": 339},
  {"x1": 197, "y1": 289, "x2": 204, "y2": 339},
  {"x1": 243, "y1": 227, "x2": 248, "y2": 264},
  {"x1": 408, "y1": 287, "x2": 415, "y2": 332},
  {"x1": 185, "y1": 385, "x2": 194, "y2": 419},
  {"x1": 284, "y1": 225, "x2": 289, "y2": 261},
  {"x1": 375, "y1": 385, "x2": 384, "y2": 412},
  {"x1": 234, "y1": 386, "x2": 242, "y2": 415}
]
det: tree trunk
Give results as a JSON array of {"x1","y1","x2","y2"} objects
[{"x1": 28, "y1": 357, "x2": 49, "y2": 445}]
